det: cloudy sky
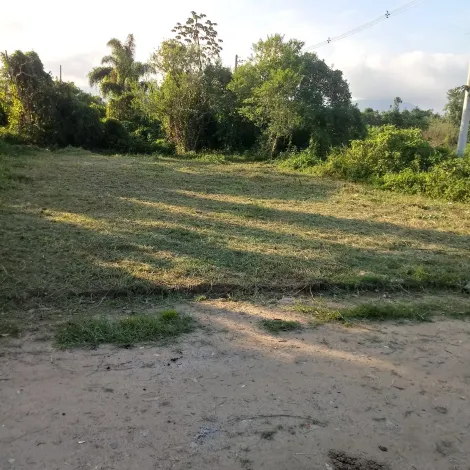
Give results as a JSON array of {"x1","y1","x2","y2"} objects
[{"x1": 1, "y1": 0, "x2": 469, "y2": 110}]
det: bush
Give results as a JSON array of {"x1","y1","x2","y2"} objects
[
  {"x1": 101, "y1": 118, "x2": 130, "y2": 151},
  {"x1": 312, "y1": 125, "x2": 470, "y2": 202},
  {"x1": 154, "y1": 139, "x2": 176, "y2": 155},
  {"x1": 100, "y1": 119, "x2": 176, "y2": 154},
  {"x1": 277, "y1": 146, "x2": 323, "y2": 170},
  {"x1": 382, "y1": 157, "x2": 470, "y2": 202},
  {"x1": 321, "y1": 126, "x2": 447, "y2": 182},
  {"x1": 0, "y1": 128, "x2": 29, "y2": 146}
]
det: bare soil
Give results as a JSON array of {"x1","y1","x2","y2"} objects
[{"x1": 1, "y1": 300, "x2": 470, "y2": 470}]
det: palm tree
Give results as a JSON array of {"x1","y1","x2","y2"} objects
[{"x1": 88, "y1": 34, "x2": 148, "y2": 98}]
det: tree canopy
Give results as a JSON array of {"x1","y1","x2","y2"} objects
[{"x1": 0, "y1": 12, "x2": 465, "y2": 156}]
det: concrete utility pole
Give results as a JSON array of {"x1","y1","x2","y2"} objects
[
  {"x1": 456, "y1": 63, "x2": 470, "y2": 157},
  {"x1": 234, "y1": 54, "x2": 238, "y2": 72}
]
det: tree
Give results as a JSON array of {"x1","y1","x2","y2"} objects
[
  {"x1": 88, "y1": 34, "x2": 148, "y2": 120},
  {"x1": 146, "y1": 12, "x2": 234, "y2": 152},
  {"x1": 444, "y1": 86, "x2": 465, "y2": 127},
  {"x1": 171, "y1": 11, "x2": 223, "y2": 71},
  {"x1": 229, "y1": 35, "x2": 363, "y2": 157},
  {"x1": 393, "y1": 96, "x2": 402, "y2": 111},
  {"x1": 0, "y1": 51, "x2": 54, "y2": 140},
  {"x1": 362, "y1": 103, "x2": 434, "y2": 131},
  {"x1": 0, "y1": 50, "x2": 107, "y2": 147},
  {"x1": 362, "y1": 108, "x2": 383, "y2": 127},
  {"x1": 45, "y1": 82, "x2": 104, "y2": 148}
]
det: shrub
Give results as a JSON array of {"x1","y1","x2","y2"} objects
[
  {"x1": 382, "y1": 157, "x2": 470, "y2": 202},
  {"x1": 154, "y1": 139, "x2": 176, "y2": 155},
  {"x1": 277, "y1": 145, "x2": 323, "y2": 170},
  {"x1": 0, "y1": 128, "x2": 29, "y2": 146},
  {"x1": 321, "y1": 126, "x2": 447, "y2": 182}
]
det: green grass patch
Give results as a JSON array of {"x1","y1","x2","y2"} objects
[
  {"x1": 293, "y1": 300, "x2": 470, "y2": 324},
  {"x1": 260, "y1": 319, "x2": 302, "y2": 334},
  {"x1": 343, "y1": 303, "x2": 433, "y2": 322},
  {"x1": 292, "y1": 304, "x2": 343, "y2": 323},
  {"x1": 55, "y1": 310, "x2": 196, "y2": 348},
  {"x1": 0, "y1": 319, "x2": 21, "y2": 337}
]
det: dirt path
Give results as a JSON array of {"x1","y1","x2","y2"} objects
[{"x1": 1, "y1": 301, "x2": 470, "y2": 469}]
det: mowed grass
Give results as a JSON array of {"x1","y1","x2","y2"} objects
[
  {"x1": 55, "y1": 310, "x2": 196, "y2": 348},
  {"x1": 1, "y1": 148, "x2": 470, "y2": 306},
  {"x1": 292, "y1": 300, "x2": 470, "y2": 325}
]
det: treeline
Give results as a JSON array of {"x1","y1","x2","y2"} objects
[{"x1": 0, "y1": 11, "x2": 467, "y2": 159}]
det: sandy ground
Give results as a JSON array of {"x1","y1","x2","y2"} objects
[{"x1": 1, "y1": 300, "x2": 470, "y2": 470}]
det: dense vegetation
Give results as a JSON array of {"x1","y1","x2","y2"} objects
[{"x1": 0, "y1": 11, "x2": 469, "y2": 201}]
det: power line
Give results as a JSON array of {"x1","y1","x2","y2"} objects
[{"x1": 305, "y1": 0, "x2": 423, "y2": 51}]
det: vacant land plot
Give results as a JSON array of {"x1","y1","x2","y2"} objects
[
  {"x1": 1, "y1": 149, "x2": 470, "y2": 469},
  {"x1": 1, "y1": 149, "x2": 469, "y2": 307}
]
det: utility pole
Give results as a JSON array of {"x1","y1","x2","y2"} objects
[
  {"x1": 234, "y1": 55, "x2": 244, "y2": 72},
  {"x1": 59, "y1": 65, "x2": 62, "y2": 82},
  {"x1": 457, "y1": 62, "x2": 470, "y2": 157}
]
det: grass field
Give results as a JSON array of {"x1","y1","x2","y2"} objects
[{"x1": 1, "y1": 148, "x2": 470, "y2": 308}]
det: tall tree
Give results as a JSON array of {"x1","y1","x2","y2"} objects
[
  {"x1": 88, "y1": 34, "x2": 148, "y2": 120},
  {"x1": 229, "y1": 35, "x2": 363, "y2": 157},
  {"x1": 171, "y1": 11, "x2": 223, "y2": 71},
  {"x1": 444, "y1": 86, "x2": 465, "y2": 127},
  {"x1": 146, "y1": 12, "x2": 231, "y2": 152},
  {"x1": 0, "y1": 51, "x2": 53, "y2": 140}
]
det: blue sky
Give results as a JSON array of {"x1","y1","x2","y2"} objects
[{"x1": 1, "y1": 0, "x2": 469, "y2": 110}]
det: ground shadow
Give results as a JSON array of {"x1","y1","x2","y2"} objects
[{"x1": 1, "y1": 154, "x2": 469, "y2": 304}]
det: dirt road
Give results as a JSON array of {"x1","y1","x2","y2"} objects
[{"x1": 1, "y1": 301, "x2": 469, "y2": 469}]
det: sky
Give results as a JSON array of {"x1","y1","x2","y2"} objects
[{"x1": 1, "y1": 0, "x2": 469, "y2": 110}]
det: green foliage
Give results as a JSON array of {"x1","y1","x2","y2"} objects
[
  {"x1": 362, "y1": 102, "x2": 435, "y2": 131},
  {"x1": 146, "y1": 14, "x2": 241, "y2": 153},
  {"x1": 1, "y1": 51, "x2": 108, "y2": 149},
  {"x1": 313, "y1": 125, "x2": 469, "y2": 202},
  {"x1": 1, "y1": 50, "x2": 54, "y2": 141},
  {"x1": 277, "y1": 141, "x2": 323, "y2": 170},
  {"x1": 229, "y1": 35, "x2": 364, "y2": 157},
  {"x1": 321, "y1": 125, "x2": 446, "y2": 181},
  {"x1": 46, "y1": 82, "x2": 105, "y2": 149},
  {"x1": 55, "y1": 311, "x2": 196, "y2": 348},
  {"x1": 0, "y1": 18, "x2": 464, "y2": 166},
  {"x1": 88, "y1": 34, "x2": 149, "y2": 121},
  {"x1": 154, "y1": 139, "x2": 176, "y2": 155},
  {"x1": 444, "y1": 86, "x2": 465, "y2": 127},
  {"x1": 0, "y1": 128, "x2": 29, "y2": 146},
  {"x1": 171, "y1": 11, "x2": 223, "y2": 71},
  {"x1": 101, "y1": 118, "x2": 163, "y2": 154},
  {"x1": 382, "y1": 157, "x2": 470, "y2": 202}
]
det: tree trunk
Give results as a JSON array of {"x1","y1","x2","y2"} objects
[{"x1": 271, "y1": 135, "x2": 278, "y2": 159}]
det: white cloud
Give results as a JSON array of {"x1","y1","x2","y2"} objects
[
  {"x1": 2, "y1": 0, "x2": 467, "y2": 111},
  {"x1": 337, "y1": 50, "x2": 468, "y2": 110}
]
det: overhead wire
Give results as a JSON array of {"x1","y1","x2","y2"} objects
[{"x1": 305, "y1": 0, "x2": 423, "y2": 51}]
